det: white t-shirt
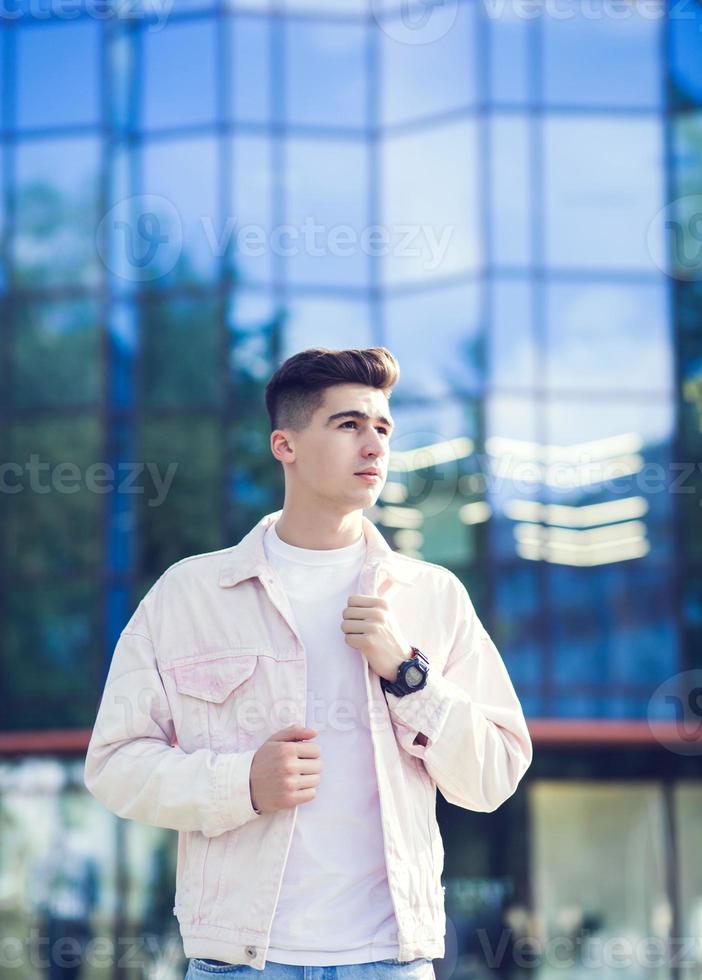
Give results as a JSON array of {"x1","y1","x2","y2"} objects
[{"x1": 262, "y1": 519, "x2": 400, "y2": 965}]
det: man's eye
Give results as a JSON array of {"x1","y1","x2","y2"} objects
[{"x1": 340, "y1": 420, "x2": 388, "y2": 435}]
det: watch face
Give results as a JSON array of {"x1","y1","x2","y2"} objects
[{"x1": 405, "y1": 665, "x2": 422, "y2": 687}]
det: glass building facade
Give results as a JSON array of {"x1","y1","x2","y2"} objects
[{"x1": 1, "y1": 1, "x2": 701, "y2": 977}]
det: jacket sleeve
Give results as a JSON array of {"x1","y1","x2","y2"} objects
[
  {"x1": 383, "y1": 571, "x2": 533, "y2": 813},
  {"x1": 83, "y1": 606, "x2": 261, "y2": 837}
]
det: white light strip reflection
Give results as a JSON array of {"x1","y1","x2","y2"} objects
[
  {"x1": 504, "y1": 496, "x2": 649, "y2": 528},
  {"x1": 515, "y1": 538, "x2": 650, "y2": 567},
  {"x1": 485, "y1": 432, "x2": 643, "y2": 462},
  {"x1": 459, "y1": 501, "x2": 492, "y2": 525},
  {"x1": 389, "y1": 437, "x2": 473, "y2": 472},
  {"x1": 377, "y1": 506, "x2": 424, "y2": 529}
]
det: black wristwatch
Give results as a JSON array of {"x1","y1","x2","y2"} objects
[{"x1": 380, "y1": 647, "x2": 430, "y2": 697}]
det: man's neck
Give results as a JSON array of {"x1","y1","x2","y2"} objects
[{"x1": 273, "y1": 506, "x2": 364, "y2": 551}]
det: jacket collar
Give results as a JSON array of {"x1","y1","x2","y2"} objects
[{"x1": 218, "y1": 509, "x2": 413, "y2": 589}]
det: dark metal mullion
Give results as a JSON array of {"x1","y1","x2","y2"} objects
[
  {"x1": 99, "y1": 18, "x2": 114, "y2": 685},
  {"x1": 218, "y1": 4, "x2": 232, "y2": 547},
  {"x1": 663, "y1": 0, "x2": 688, "y2": 695},
  {"x1": 133, "y1": 19, "x2": 146, "y2": 601},
  {"x1": 529, "y1": 4, "x2": 551, "y2": 719},
  {"x1": 0, "y1": 18, "x2": 15, "y2": 667},
  {"x1": 663, "y1": 779, "x2": 681, "y2": 980},
  {"x1": 367, "y1": 3, "x2": 381, "y2": 346},
  {"x1": 271, "y1": 6, "x2": 286, "y2": 372},
  {"x1": 476, "y1": 0, "x2": 494, "y2": 654}
]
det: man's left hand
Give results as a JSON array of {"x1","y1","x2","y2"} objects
[{"x1": 341, "y1": 594, "x2": 413, "y2": 682}]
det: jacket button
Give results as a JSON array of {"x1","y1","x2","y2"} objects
[{"x1": 245, "y1": 946, "x2": 256, "y2": 958}]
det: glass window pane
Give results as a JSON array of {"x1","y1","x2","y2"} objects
[
  {"x1": 384, "y1": 283, "x2": 483, "y2": 398},
  {"x1": 549, "y1": 563, "x2": 679, "y2": 690},
  {"x1": 124, "y1": 824, "x2": 186, "y2": 974},
  {"x1": 227, "y1": 288, "x2": 280, "y2": 382},
  {"x1": 380, "y1": 1, "x2": 476, "y2": 126},
  {"x1": 285, "y1": 138, "x2": 368, "y2": 287},
  {"x1": 675, "y1": 782, "x2": 702, "y2": 979},
  {"x1": 142, "y1": 136, "x2": 219, "y2": 285},
  {"x1": 381, "y1": 119, "x2": 481, "y2": 286},
  {"x1": 485, "y1": 393, "x2": 540, "y2": 561},
  {"x1": 531, "y1": 783, "x2": 669, "y2": 952},
  {"x1": 489, "y1": 114, "x2": 532, "y2": 267},
  {"x1": 231, "y1": 134, "x2": 274, "y2": 285},
  {"x1": 671, "y1": 114, "x2": 702, "y2": 283},
  {"x1": 12, "y1": 299, "x2": 101, "y2": 409},
  {"x1": 544, "y1": 115, "x2": 664, "y2": 272},
  {"x1": 231, "y1": 15, "x2": 271, "y2": 123},
  {"x1": 14, "y1": 137, "x2": 101, "y2": 289},
  {"x1": 282, "y1": 296, "x2": 372, "y2": 357},
  {"x1": 493, "y1": 562, "x2": 542, "y2": 689},
  {"x1": 17, "y1": 21, "x2": 100, "y2": 128},
  {"x1": 540, "y1": 397, "x2": 674, "y2": 565},
  {"x1": 488, "y1": 277, "x2": 537, "y2": 391},
  {"x1": 0, "y1": 762, "x2": 118, "y2": 978},
  {"x1": 141, "y1": 296, "x2": 222, "y2": 409},
  {"x1": 670, "y1": 3, "x2": 702, "y2": 107},
  {"x1": 543, "y1": 0, "x2": 662, "y2": 108},
  {"x1": 487, "y1": 9, "x2": 530, "y2": 106},
  {"x1": 283, "y1": 0, "x2": 366, "y2": 11},
  {"x1": 7, "y1": 418, "x2": 102, "y2": 576},
  {"x1": 286, "y1": 20, "x2": 367, "y2": 128},
  {"x1": 545, "y1": 280, "x2": 673, "y2": 394},
  {"x1": 382, "y1": 399, "x2": 481, "y2": 566},
  {"x1": 142, "y1": 19, "x2": 217, "y2": 129},
  {"x1": 139, "y1": 417, "x2": 223, "y2": 579},
  {"x1": 227, "y1": 0, "x2": 270, "y2": 10},
  {"x1": 4, "y1": 581, "x2": 101, "y2": 728},
  {"x1": 108, "y1": 300, "x2": 138, "y2": 410}
]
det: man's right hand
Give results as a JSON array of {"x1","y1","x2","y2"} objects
[{"x1": 249, "y1": 724, "x2": 322, "y2": 814}]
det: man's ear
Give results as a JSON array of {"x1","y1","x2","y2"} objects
[{"x1": 270, "y1": 430, "x2": 295, "y2": 464}]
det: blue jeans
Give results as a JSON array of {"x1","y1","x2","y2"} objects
[{"x1": 185, "y1": 958, "x2": 435, "y2": 980}]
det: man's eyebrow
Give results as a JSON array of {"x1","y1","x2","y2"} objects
[{"x1": 326, "y1": 410, "x2": 395, "y2": 431}]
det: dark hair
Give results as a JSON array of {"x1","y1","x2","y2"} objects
[{"x1": 264, "y1": 347, "x2": 400, "y2": 433}]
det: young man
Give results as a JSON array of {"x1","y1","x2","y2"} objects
[{"x1": 84, "y1": 347, "x2": 533, "y2": 980}]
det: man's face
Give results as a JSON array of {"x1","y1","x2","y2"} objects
[{"x1": 275, "y1": 383, "x2": 394, "y2": 510}]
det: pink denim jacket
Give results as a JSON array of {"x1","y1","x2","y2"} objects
[{"x1": 84, "y1": 509, "x2": 533, "y2": 969}]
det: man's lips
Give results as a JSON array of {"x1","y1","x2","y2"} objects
[{"x1": 355, "y1": 471, "x2": 381, "y2": 482}]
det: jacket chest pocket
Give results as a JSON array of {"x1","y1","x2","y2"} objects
[{"x1": 171, "y1": 649, "x2": 262, "y2": 752}]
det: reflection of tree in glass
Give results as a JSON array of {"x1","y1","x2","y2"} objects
[{"x1": 14, "y1": 177, "x2": 100, "y2": 290}]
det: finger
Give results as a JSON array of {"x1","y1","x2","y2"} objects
[
  {"x1": 341, "y1": 620, "x2": 367, "y2": 633},
  {"x1": 295, "y1": 742, "x2": 322, "y2": 759},
  {"x1": 346, "y1": 594, "x2": 384, "y2": 607},
  {"x1": 297, "y1": 757, "x2": 323, "y2": 774},
  {"x1": 342, "y1": 607, "x2": 378, "y2": 620}
]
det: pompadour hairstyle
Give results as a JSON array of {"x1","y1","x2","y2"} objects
[{"x1": 264, "y1": 347, "x2": 400, "y2": 433}]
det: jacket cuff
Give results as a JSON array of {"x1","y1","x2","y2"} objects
[
  {"x1": 212, "y1": 748, "x2": 261, "y2": 834},
  {"x1": 383, "y1": 666, "x2": 453, "y2": 749}
]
